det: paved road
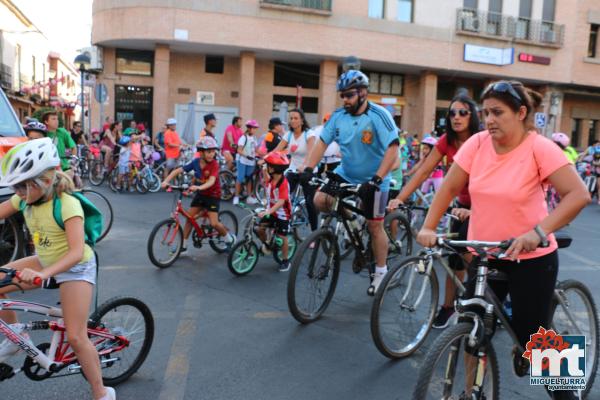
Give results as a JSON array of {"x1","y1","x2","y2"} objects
[{"x1": 3, "y1": 186, "x2": 600, "y2": 400}]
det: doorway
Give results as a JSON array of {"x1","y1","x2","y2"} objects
[{"x1": 115, "y1": 85, "x2": 153, "y2": 132}]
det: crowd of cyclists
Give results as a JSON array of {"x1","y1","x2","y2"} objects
[{"x1": 0, "y1": 66, "x2": 599, "y2": 399}]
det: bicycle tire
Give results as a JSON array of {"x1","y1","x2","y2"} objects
[
  {"x1": 0, "y1": 214, "x2": 24, "y2": 264},
  {"x1": 88, "y1": 297, "x2": 154, "y2": 386},
  {"x1": 80, "y1": 189, "x2": 114, "y2": 243},
  {"x1": 273, "y1": 234, "x2": 298, "y2": 265},
  {"x1": 219, "y1": 170, "x2": 236, "y2": 201},
  {"x1": 227, "y1": 240, "x2": 260, "y2": 276},
  {"x1": 321, "y1": 215, "x2": 353, "y2": 260},
  {"x1": 254, "y1": 178, "x2": 267, "y2": 206},
  {"x1": 109, "y1": 169, "x2": 120, "y2": 192},
  {"x1": 370, "y1": 256, "x2": 439, "y2": 359},
  {"x1": 147, "y1": 172, "x2": 162, "y2": 193},
  {"x1": 135, "y1": 176, "x2": 149, "y2": 194},
  {"x1": 147, "y1": 218, "x2": 183, "y2": 268},
  {"x1": 287, "y1": 228, "x2": 340, "y2": 324},
  {"x1": 291, "y1": 200, "x2": 312, "y2": 243},
  {"x1": 208, "y1": 210, "x2": 238, "y2": 253},
  {"x1": 412, "y1": 322, "x2": 500, "y2": 400},
  {"x1": 383, "y1": 210, "x2": 413, "y2": 258},
  {"x1": 88, "y1": 160, "x2": 106, "y2": 186},
  {"x1": 550, "y1": 279, "x2": 599, "y2": 397}
]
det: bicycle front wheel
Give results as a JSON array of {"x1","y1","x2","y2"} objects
[
  {"x1": 273, "y1": 234, "x2": 298, "y2": 265},
  {"x1": 208, "y1": 210, "x2": 238, "y2": 253},
  {"x1": 88, "y1": 160, "x2": 105, "y2": 186},
  {"x1": 551, "y1": 279, "x2": 599, "y2": 396},
  {"x1": 384, "y1": 210, "x2": 413, "y2": 258},
  {"x1": 0, "y1": 215, "x2": 24, "y2": 264},
  {"x1": 219, "y1": 170, "x2": 236, "y2": 201},
  {"x1": 147, "y1": 218, "x2": 182, "y2": 268},
  {"x1": 81, "y1": 189, "x2": 114, "y2": 243},
  {"x1": 412, "y1": 322, "x2": 499, "y2": 400},
  {"x1": 287, "y1": 229, "x2": 340, "y2": 324},
  {"x1": 370, "y1": 257, "x2": 438, "y2": 359},
  {"x1": 89, "y1": 297, "x2": 154, "y2": 386},
  {"x1": 227, "y1": 240, "x2": 259, "y2": 276}
]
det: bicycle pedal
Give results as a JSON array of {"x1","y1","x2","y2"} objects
[{"x1": 0, "y1": 363, "x2": 15, "y2": 381}]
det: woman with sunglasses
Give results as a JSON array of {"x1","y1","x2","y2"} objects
[
  {"x1": 417, "y1": 81, "x2": 589, "y2": 399},
  {"x1": 388, "y1": 93, "x2": 480, "y2": 329},
  {"x1": 0, "y1": 138, "x2": 116, "y2": 400}
]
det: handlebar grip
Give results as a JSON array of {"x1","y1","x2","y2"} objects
[{"x1": 15, "y1": 272, "x2": 42, "y2": 286}]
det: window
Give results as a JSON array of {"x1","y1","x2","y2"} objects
[
  {"x1": 589, "y1": 24, "x2": 599, "y2": 58},
  {"x1": 571, "y1": 119, "x2": 581, "y2": 148},
  {"x1": 273, "y1": 62, "x2": 319, "y2": 89},
  {"x1": 116, "y1": 49, "x2": 154, "y2": 76},
  {"x1": 487, "y1": 0, "x2": 503, "y2": 35},
  {"x1": 463, "y1": 0, "x2": 477, "y2": 9},
  {"x1": 589, "y1": 120, "x2": 598, "y2": 147},
  {"x1": 516, "y1": 0, "x2": 532, "y2": 39},
  {"x1": 205, "y1": 55, "x2": 224, "y2": 74},
  {"x1": 368, "y1": 0, "x2": 385, "y2": 19},
  {"x1": 367, "y1": 71, "x2": 403, "y2": 95},
  {"x1": 273, "y1": 95, "x2": 318, "y2": 114},
  {"x1": 519, "y1": 0, "x2": 531, "y2": 17},
  {"x1": 397, "y1": 0, "x2": 413, "y2": 23},
  {"x1": 542, "y1": 0, "x2": 555, "y2": 21}
]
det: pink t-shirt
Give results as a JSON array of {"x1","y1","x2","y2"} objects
[
  {"x1": 453, "y1": 131, "x2": 569, "y2": 260},
  {"x1": 222, "y1": 125, "x2": 243, "y2": 153},
  {"x1": 436, "y1": 134, "x2": 470, "y2": 206}
]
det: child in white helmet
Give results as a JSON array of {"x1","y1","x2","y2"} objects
[{"x1": 0, "y1": 138, "x2": 115, "y2": 400}]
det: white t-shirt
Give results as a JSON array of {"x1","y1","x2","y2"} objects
[
  {"x1": 313, "y1": 125, "x2": 341, "y2": 164},
  {"x1": 286, "y1": 129, "x2": 317, "y2": 172},
  {"x1": 237, "y1": 134, "x2": 257, "y2": 166}
]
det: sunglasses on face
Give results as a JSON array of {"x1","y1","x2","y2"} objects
[
  {"x1": 339, "y1": 90, "x2": 358, "y2": 100},
  {"x1": 11, "y1": 181, "x2": 34, "y2": 192},
  {"x1": 448, "y1": 109, "x2": 471, "y2": 118},
  {"x1": 483, "y1": 81, "x2": 523, "y2": 104}
]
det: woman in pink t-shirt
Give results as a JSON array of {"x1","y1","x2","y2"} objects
[
  {"x1": 222, "y1": 116, "x2": 243, "y2": 171},
  {"x1": 389, "y1": 94, "x2": 481, "y2": 329},
  {"x1": 417, "y1": 81, "x2": 590, "y2": 388}
]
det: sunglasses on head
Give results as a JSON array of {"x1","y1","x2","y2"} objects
[
  {"x1": 339, "y1": 90, "x2": 358, "y2": 100},
  {"x1": 448, "y1": 109, "x2": 471, "y2": 118},
  {"x1": 484, "y1": 81, "x2": 523, "y2": 104}
]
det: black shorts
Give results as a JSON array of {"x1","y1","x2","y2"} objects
[
  {"x1": 259, "y1": 216, "x2": 290, "y2": 236},
  {"x1": 319, "y1": 174, "x2": 388, "y2": 220},
  {"x1": 190, "y1": 194, "x2": 220, "y2": 212},
  {"x1": 448, "y1": 207, "x2": 470, "y2": 271}
]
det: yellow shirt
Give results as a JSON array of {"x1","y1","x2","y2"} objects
[{"x1": 11, "y1": 193, "x2": 94, "y2": 267}]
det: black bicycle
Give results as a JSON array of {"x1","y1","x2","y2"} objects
[
  {"x1": 286, "y1": 174, "x2": 412, "y2": 324},
  {"x1": 412, "y1": 236, "x2": 599, "y2": 400}
]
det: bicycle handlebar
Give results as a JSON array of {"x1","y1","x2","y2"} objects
[
  {"x1": 0, "y1": 268, "x2": 41, "y2": 288},
  {"x1": 309, "y1": 176, "x2": 361, "y2": 194}
]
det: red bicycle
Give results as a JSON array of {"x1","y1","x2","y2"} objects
[{"x1": 147, "y1": 185, "x2": 238, "y2": 268}]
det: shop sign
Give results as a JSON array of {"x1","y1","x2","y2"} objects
[
  {"x1": 464, "y1": 44, "x2": 514, "y2": 66},
  {"x1": 196, "y1": 91, "x2": 215, "y2": 105}
]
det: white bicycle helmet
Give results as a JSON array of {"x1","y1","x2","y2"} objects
[{"x1": 0, "y1": 138, "x2": 60, "y2": 187}]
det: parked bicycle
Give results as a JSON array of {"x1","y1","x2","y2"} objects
[{"x1": 147, "y1": 184, "x2": 238, "y2": 268}]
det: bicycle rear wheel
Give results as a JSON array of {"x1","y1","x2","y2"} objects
[
  {"x1": 80, "y1": 189, "x2": 114, "y2": 243},
  {"x1": 219, "y1": 170, "x2": 236, "y2": 201},
  {"x1": 287, "y1": 229, "x2": 340, "y2": 324},
  {"x1": 370, "y1": 256, "x2": 438, "y2": 359},
  {"x1": 88, "y1": 160, "x2": 106, "y2": 186},
  {"x1": 0, "y1": 215, "x2": 24, "y2": 264},
  {"x1": 208, "y1": 210, "x2": 238, "y2": 253},
  {"x1": 412, "y1": 322, "x2": 499, "y2": 400},
  {"x1": 384, "y1": 210, "x2": 413, "y2": 258},
  {"x1": 88, "y1": 297, "x2": 154, "y2": 386},
  {"x1": 273, "y1": 234, "x2": 298, "y2": 265},
  {"x1": 550, "y1": 279, "x2": 599, "y2": 397},
  {"x1": 147, "y1": 218, "x2": 183, "y2": 268}
]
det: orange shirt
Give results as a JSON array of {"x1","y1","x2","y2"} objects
[
  {"x1": 164, "y1": 129, "x2": 181, "y2": 159},
  {"x1": 453, "y1": 131, "x2": 569, "y2": 260}
]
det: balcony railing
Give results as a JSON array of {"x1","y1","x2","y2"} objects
[
  {"x1": 456, "y1": 8, "x2": 565, "y2": 47},
  {"x1": 0, "y1": 64, "x2": 12, "y2": 90},
  {"x1": 259, "y1": 0, "x2": 332, "y2": 14}
]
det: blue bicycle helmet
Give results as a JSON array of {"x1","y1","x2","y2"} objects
[
  {"x1": 23, "y1": 120, "x2": 48, "y2": 134},
  {"x1": 336, "y1": 70, "x2": 369, "y2": 92},
  {"x1": 118, "y1": 136, "x2": 131, "y2": 146}
]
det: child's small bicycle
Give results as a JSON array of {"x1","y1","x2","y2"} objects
[
  {"x1": 147, "y1": 184, "x2": 238, "y2": 268},
  {"x1": 227, "y1": 203, "x2": 298, "y2": 276},
  {"x1": 0, "y1": 268, "x2": 154, "y2": 386}
]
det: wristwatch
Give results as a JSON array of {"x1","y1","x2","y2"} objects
[{"x1": 534, "y1": 225, "x2": 549, "y2": 248}]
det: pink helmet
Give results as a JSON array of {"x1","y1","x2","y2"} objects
[
  {"x1": 245, "y1": 119, "x2": 259, "y2": 129},
  {"x1": 552, "y1": 132, "x2": 570, "y2": 148},
  {"x1": 421, "y1": 136, "x2": 438, "y2": 147}
]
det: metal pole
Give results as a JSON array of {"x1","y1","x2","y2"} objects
[{"x1": 80, "y1": 68, "x2": 85, "y2": 132}]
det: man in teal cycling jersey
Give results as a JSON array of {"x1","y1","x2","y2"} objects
[{"x1": 302, "y1": 69, "x2": 400, "y2": 296}]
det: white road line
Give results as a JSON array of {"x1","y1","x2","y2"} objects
[{"x1": 159, "y1": 294, "x2": 201, "y2": 400}]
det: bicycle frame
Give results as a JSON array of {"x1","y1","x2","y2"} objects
[{"x1": 162, "y1": 192, "x2": 218, "y2": 247}]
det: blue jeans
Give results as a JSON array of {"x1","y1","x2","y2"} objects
[{"x1": 236, "y1": 161, "x2": 255, "y2": 184}]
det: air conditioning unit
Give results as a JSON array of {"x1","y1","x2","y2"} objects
[{"x1": 81, "y1": 46, "x2": 104, "y2": 71}]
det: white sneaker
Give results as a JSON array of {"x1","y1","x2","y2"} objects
[
  {"x1": 367, "y1": 271, "x2": 387, "y2": 296},
  {"x1": 233, "y1": 196, "x2": 240, "y2": 205},
  {"x1": 246, "y1": 196, "x2": 259, "y2": 205},
  {"x1": 99, "y1": 387, "x2": 116, "y2": 400},
  {"x1": 225, "y1": 233, "x2": 236, "y2": 244}
]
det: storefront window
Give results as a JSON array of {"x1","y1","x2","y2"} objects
[
  {"x1": 571, "y1": 119, "x2": 581, "y2": 148},
  {"x1": 116, "y1": 49, "x2": 154, "y2": 77},
  {"x1": 366, "y1": 71, "x2": 403, "y2": 96},
  {"x1": 589, "y1": 120, "x2": 598, "y2": 147},
  {"x1": 273, "y1": 95, "x2": 319, "y2": 114},
  {"x1": 115, "y1": 85, "x2": 153, "y2": 131},
  {"x1": 274, "y1": 62, "x2": 319, "y2": 89}
]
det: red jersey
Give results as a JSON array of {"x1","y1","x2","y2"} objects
[
  {"x1": 182, "y1": 158, "x2": 221, "y2": 198},
  {"x1": 267, "y1": 176, "x2": 291, "y2": 220}
]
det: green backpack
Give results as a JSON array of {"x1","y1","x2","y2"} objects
[{"x1": 20, "y1": 192, "x2": 103, "y2": 247}]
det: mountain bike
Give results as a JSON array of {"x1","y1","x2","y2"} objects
[
  {"x1": 286, "y1": 174, "x2": 412, "y2": 324},
  {"x1": 412, "y1": 236, "x2": 598, "y2": 400},
  {"x1": 227, "y1": 203, "x2": 298, "y2": 276},
  {"x1": 147, "y1": 185, "x2": 238, "y2": 268},
  {"x1": 0, "y1": 267, "x2": 154, "y2": 386}
]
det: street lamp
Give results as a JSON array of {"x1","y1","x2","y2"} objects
[
  {"x1": 74, "y1": 52, "x2": 91, "y2": 134},
  {"x1": 342, "y1": 55, "x2": 361, "y2": 72}
]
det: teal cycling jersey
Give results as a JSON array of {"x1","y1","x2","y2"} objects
[{"x1": 320, "y1": 102, "x2": 398, "y2": 191}]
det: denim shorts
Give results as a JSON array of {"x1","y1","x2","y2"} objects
[
  {"x1": 236, "y1": 161, "x2": 255, "y2": 183},
  {"x1": 54, "y1": 258, "x2": 97, "y2": 285},
  {"x1": 118, "y1": 164, "x2": 130, "y2": 175}
]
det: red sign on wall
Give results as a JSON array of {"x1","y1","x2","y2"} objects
[{"x1": 518, "y1": 53, "x2": 551, "y2": 65}]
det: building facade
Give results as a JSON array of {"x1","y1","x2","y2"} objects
[
  {"x1": 92, "y1": 0, "x2": 600, "y2": 148},
  {"x1": 0, "y1": 0, "x2": 81, "y2": 125}
]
